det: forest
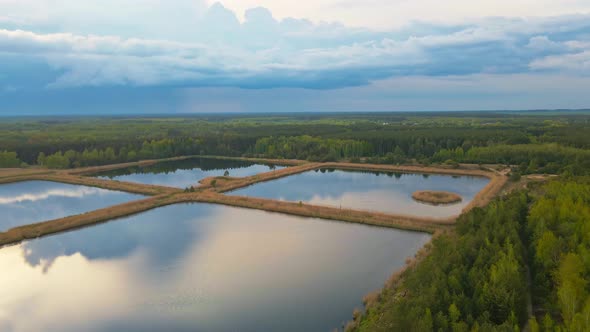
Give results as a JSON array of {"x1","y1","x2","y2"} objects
[
  {"x1": 1, "y1": 111, "x2": 589, "y2": 176},
  {"x1": 351, "y1": 178, "x2": 590, "y2": 331}
]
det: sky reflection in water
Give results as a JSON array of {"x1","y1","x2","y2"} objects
[
  {"x1": 231, "y1": 169, "x2": 490, "y2": 218},
  {"x1": 0, "y1": 180, "x2": 143, "y2": 232},
  {"x1": 0, "y1": 203, "x2": 430, "y2": 332},
  {"x1": 95, "y1": 158, "x2": 285, "y2": 188}
]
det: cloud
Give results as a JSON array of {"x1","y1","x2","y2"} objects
[
  {"x1": 0, "y1": 2, "x2": 589, "y2": 91},
  {"x1": 217, "y1": 0, "x2": 590, "y2": 29},
  {"x1": 530, "y1": 51, "x2": 590, "y2": 73}
]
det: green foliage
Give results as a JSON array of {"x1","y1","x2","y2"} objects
[
  {"x1": 40, "y1": 151, "x2": 70, "y2": 169},
  {"x1": 1, "y1": 112, "x2": 588, "y2": 172},
  {"x1": 353, "y1": 178, "x2": 590, "y2": 331},
  {"x1": 463, "y1": 144, "x2": 590, "y2": 175},
  {"x1": 355, "y1": 193, "x2": 530, "y2": 331},
  {"x1": 527, "y1": 180, "x2": 590, "y2": 331},
  {"x1": 252, "y1": 135, "x2": 372, "y2": 161},
  {"x1": 0, "y1": 150, "x2": 21, "y2": 167}
]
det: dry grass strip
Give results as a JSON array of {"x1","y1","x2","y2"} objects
[
  {"x1": 0, "y1": 168, "x2": 54, "y2": 179},
  {"x1": 0, "y1": 173, "x2": 180, "y2": 196},
  {"x1": 208, "y1": 163, "x2": 323, "y2": 192},
  {"x1": 183, "y1": 192, "x2": 449, "y2": 233},
  {"x1": 0, "y1": 157, "x2": 507, "y2": 247},
  {"x1": 0, "y1": 195, "x2": 180, "y2": 247}
]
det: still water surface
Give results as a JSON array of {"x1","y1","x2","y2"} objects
[
  {"x1": 0, "y1": 180, "x2": 143, "y2": 232},
  {"x1": 95, "y1": 158, "x2": 285, "y2": 188},
  {"x1": 0, "y1": 203, "x2": 430, "y2": 332},
  {"x1": 231, "y1": 169, "x2": 489, "y2": 218}
]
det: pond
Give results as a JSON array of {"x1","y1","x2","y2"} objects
[
  {"x1": 0, "y1": 203, "x2": 430, "y2": 332},
  {"x1": 0, "y1": 180, "x2": 143, "y2": 232},
  {"x1": 231, "y1": 169, "x2": 490, "y2": 218},
  {"x1": 94, "y1": 157, "x2": 286, "y2": 188}
]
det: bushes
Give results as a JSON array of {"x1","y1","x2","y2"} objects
[{"x1": 0, "y1": 151, "x2": 21, "y2": 168}]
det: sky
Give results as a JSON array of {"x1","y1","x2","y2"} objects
[{"x1": 1, "y1": 0, "x2": 590, "y2": 114}]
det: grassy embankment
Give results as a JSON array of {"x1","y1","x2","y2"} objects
[{"x1": 0, "y1": 156, "x2": 506, "y2": 247}]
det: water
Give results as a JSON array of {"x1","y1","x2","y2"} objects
[
  {"x1": 0, "y1": 180, "x2": 143, "y2": 232},
  {"x1": 0, "y1": 203, "x2": 430, "y2": 332},
  {"x1": 95, "y1": 158, "x2": 286, "y2": 188},
  {"x1": 231, "y1": 169, "x2": 490, "y2": 218}
]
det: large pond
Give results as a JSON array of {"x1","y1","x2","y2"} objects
[
  {"x1": 231, "y1": 169, "x2": 490, "y2": 218},
  {"x1": 0, "y1": 180, "x2": 143, "y2": 232},
  {"x1": 0, "y1": 203, "x2": 430, "y2": 332},
  {"x1": 94, "y1": 157, "x2": 286, "y2": 188}
]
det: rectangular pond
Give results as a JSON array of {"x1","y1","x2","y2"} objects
[
  {"x1": 94, "y1": 157, "x2": 286, "y2": 188},
  {"x1": 0, "y1": 203, "x2": 430, "y2": 332},
  {"x1": 231, "y1": 168, "x2": 490, "y2": 218},
  {"x1": 0, "y1": 180, "x2": 144, "y2": 232}
]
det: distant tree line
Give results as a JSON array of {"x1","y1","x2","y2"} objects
[{"x1": 1, "y1": 115, "x2": 589, "y2": 175}]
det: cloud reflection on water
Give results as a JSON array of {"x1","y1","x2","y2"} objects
[{"x1": 1, "y1": 203, "x2": 430, "y2": 331}]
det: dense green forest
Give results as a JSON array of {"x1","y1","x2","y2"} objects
[
  {"x1": 527, "y1": 179, "x2": 590, "y2": 331},
  {"x1": 1, "y1": 112, "x2": 589, "y2": 175},
  {"x1": 350, "y1": 178, "x2": 590, "y2": 332}
]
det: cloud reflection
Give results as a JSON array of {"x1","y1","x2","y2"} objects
[
  {"x1": 232, "y1": 170, "x2": 489, "y2": 218},
  {"x1": 0, "y1": 187, "x2": 106, "y2": 204},
  {"x1": 1, "y1": 204, "x2": 430, "y2": 331}
]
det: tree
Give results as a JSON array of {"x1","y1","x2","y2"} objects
[
  {"x1": 482, "y1": 243, "x2": 525, "y2": 324},
  {"x1": 557, "y1": 253, "x2": 587, "y2": 325},
  {"x1": 0, "y1": 151, "x2": 21, "y2": 167},
  {"x1": 44, "y1": 151, "x2": 70, "y2": 169},
  {"x1": 37, "y1": 152, "x2": 46, "y2": 166}
]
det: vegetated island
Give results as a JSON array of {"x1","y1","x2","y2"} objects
[{"x1": 412, "y1": 190, "x2": 462, "y2": 205}]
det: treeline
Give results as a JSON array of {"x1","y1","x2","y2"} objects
[
  {"x1": 351, "y1": 192, "x2": 530, "y2": 331},
  {"x1": 250, "y1": 136, "x2": 372, "y2": 161},
  {"x1": 1, "y1": 114, "x2": 589, "y2": 173},
  {"x1": 96, "y1": 158, "x2": 266, "y2": 178},
  {"x1": 351, "y1": 179, "x2": 590, "y2": 331},
  {"x1": 5, "y1": 135, "x2": 590, "y2": 176},
  {"x1": 433, "y1": 144, "x2": 590, "y2": 175},
  {"x1": 35, "y1": 139, "x2": 208, "y2": 169},
  {"x1": 249, "y1": 137, "x2": 590, "y2": 175}
]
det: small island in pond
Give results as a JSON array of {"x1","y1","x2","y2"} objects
[{"x1": 412, "y1": 190, "x2": 463, "y2": 205}]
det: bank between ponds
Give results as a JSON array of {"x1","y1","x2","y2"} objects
[
  {"x1": 0, "y1": 194, "x2": 179, "y2": 247},
  {"x1": 0, "y1": 157, "x2": 506, "y2": 247}
]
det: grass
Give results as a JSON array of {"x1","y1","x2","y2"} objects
[{"x1": 412, "y1": 190, "x2": 462, "y2": 205}]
